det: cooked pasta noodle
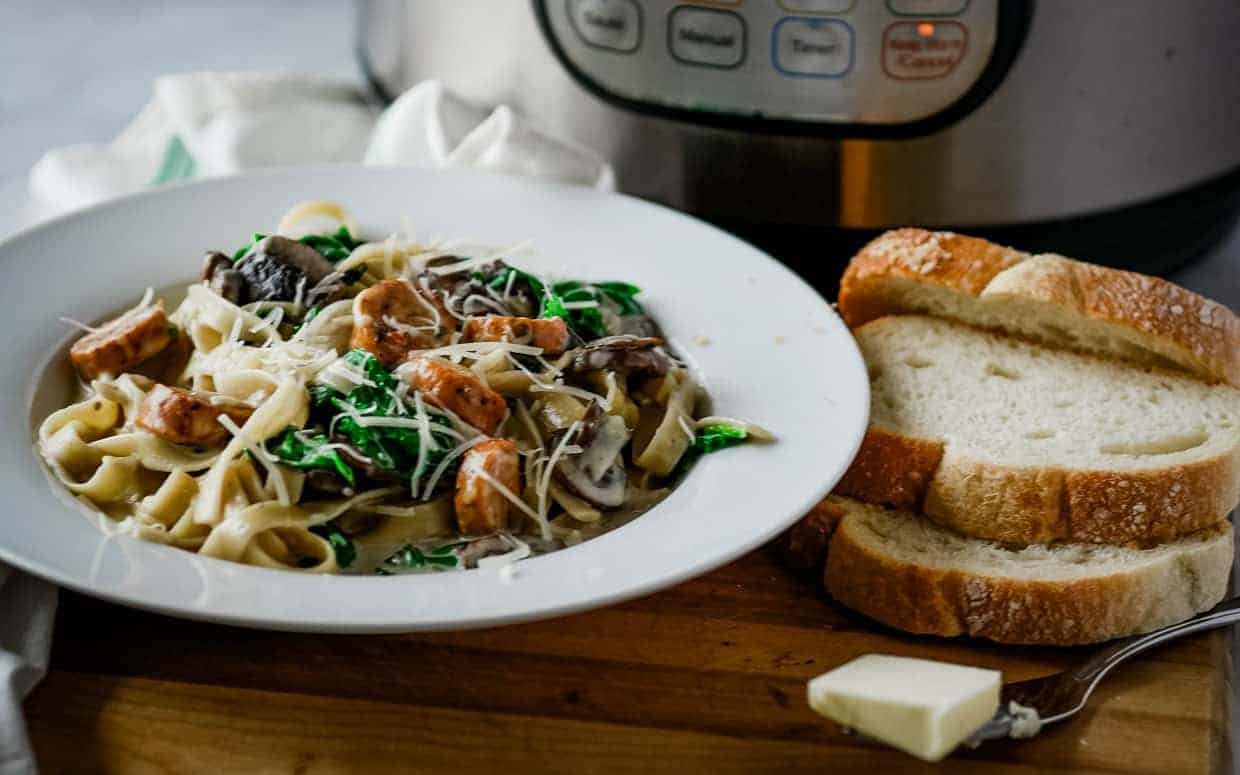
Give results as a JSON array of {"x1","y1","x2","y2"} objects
[{"x1": 37, "y1": 201, "x2": 771, "y2": 574}]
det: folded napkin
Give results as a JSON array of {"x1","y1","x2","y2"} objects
[
  {"x1": 0, "y1": 568, "x2": 56, "y2": 775},
  {"x1": 30, "y1": 71, "x2": 614, "y2": 215},
  {"x1": 11, "y1": 70, "x2": 614, "y2": 774}
]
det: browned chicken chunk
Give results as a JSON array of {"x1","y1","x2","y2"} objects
[
  {"x1": 455, "y1": 439, "x2": 521, "y2": 535},
  {"x1": 351, "y1": 278, "x2": 456, "y2": 367},
  {"x1": 135, "y1": 384, "x2": 255, "y2": 447},
  {"x1": 461, "y1": 315, "x2": 570, "y2": 355},
  {"x1": 69, "y1": 303, "x2": 173, "y2": 380},
  {"x1": 403, "y1": 355, "x2": 508, "y2": 435}
]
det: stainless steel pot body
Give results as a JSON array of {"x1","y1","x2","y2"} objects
[{"x1": 358, "y1": 0, "x2": 1240, "y2": 229}]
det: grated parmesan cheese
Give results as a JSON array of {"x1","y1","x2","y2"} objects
[
  {"x1": 535, "y1": 420, "x2": 581, "y2": 540},
  {"x1": 59, "y1": 317, "x2": 99, "y2": 333},
  {"x1": 409, "y1": 390, "x2": 437, "y2": 493},
  {"x1": 410, "y1": 340, "x2": 546, "y2": 360}
]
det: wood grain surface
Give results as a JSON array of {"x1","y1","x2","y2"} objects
[{"x1": 24, "y1": 546, "x2": 1232, "y2": 774}]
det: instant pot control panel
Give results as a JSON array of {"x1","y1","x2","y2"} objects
[{"x1": 536, "y1": 0, "x2": 1028, "y2": 133}]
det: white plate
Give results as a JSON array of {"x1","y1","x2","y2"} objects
[{"x1": 1, "y1": 165, "x2": 868, "y2": 632}]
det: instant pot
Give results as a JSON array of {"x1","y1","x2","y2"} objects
[{"x1": 358, "y1": 0, "x2": 1240, "y2": 279}]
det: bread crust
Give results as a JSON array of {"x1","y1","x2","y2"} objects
[
  {"x1": 775, "y1": 498, "x2": 845, "y2": 577},
  {"x1": 835, "y1": 428, "x2": 1238, "y2": 546},
  {"x1": 839, "y1": 229, "x2": 1240, "y2": 388},
  {"x1": 833, "y1": 427, "x2": 943, "y2": 512},
  {"x1": 823, "y1": 501, "x2": 1233, "y2": 645},
  {"x1": 838, "y1": 229, "x2": 1027, "y2": 328}
]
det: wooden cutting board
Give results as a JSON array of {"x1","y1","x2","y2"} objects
[{"x1": 24, "y1": 545, "x2": 1231, "y2": 774}]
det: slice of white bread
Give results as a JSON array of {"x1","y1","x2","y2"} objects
[
  {"x1": 838, "y1": 229, "x2": 1240, "y2": 388},
  {"x1": 820, "y1": 496, "x2": 1232, "y2": 646},
  {"x1": 836, "y1": 315, "x2": 1240, "y2": 545}
]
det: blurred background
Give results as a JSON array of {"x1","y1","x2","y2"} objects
[
  {"x1": 0, "y1": 1, "x2": 354, "y2": 227},
  {"x1": 6, "y1": 0, "x2": 1239, "y2": 301}
]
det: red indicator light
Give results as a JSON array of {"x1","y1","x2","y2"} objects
[{"x1": 917, "y1": 22, "x2": 935, "y2": 36}]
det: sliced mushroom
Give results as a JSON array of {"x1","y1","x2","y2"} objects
[
  {"x1": 576, "y1": 410, "x2": 631, "y2": 481},
  {"x1": 455, "y1": 535, "x2": 515, "y2": 566},
  {"x1": 454, "y1": 534, "x2": 560, "y2": 568},
  {"x1": 235, "y1": 235, "x2": 335, "y2": 303},
  {"x1": 201, "y1": 251, "x2": 246, "y2": 304},
  {"x1": 549, "y1": 405, "x2": 631, "y2": 509},
  {"x1": 566, "y1": 335, "x2": 672, "y2": 378},
  {"x1": 555, "y1": 456, "x2": 627, "y2": 509}
]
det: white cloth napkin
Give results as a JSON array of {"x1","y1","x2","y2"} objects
[
  {"x1": 10, "y1": 70, "x2": 614, "y2": 774},
  {"x1": 0, "y1": 568, "x2": 56, "y2": 775},
  {"x1": 30, "y1": 71, "x2": 614, "y2": 215}
]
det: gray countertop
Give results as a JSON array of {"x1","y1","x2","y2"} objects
[{"x1": 2, "y1": 0, "x2": 1237, "y2": 768}]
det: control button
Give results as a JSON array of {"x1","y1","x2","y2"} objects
[
  {"x1": 886, "y1": 0, "x2": 969, "y2": 16},
  {"x1": 772, "y1": 17, "x2": 853, "y2": 77},
  {"x1": 882, "y1": 21, "x2": 967, "y2": 79},
  {"x1": 668, "y1": 6, "x2": 746, "y2": 69},
  {"x1": 567, "y1": 0, "x2": 642, "y2": 53},
  {"x1": 778, "y1": 0, "x2": 856, "y2": 14}
]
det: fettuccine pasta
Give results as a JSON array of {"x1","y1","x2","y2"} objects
[{"x1": 37, "y1": 201, "x2": 770, "y2": 574}]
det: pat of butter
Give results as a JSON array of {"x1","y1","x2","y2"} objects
[{"x1": 807, "y1": 655, "x2": 1000, "y2": 762}]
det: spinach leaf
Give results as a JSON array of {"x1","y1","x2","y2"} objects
[
  {"x1": 310, "y1": 522, "x2": 357, "y2": 568},
  {"x1": 551, "y1": 281, "x2": 608, "y2": 340},
  {"x1": 487, "y1": 267, "x2": 548, "y2": 309},
  {"x1": 298, "y1": 226, "x2": 364, "y2": 263},
  {"x1": 309, "y1": 350, "x2": 457, "y2": 491},
  {"x1": 486, "y1": 267, "x2": 647, "y2": 341},
  {"x1": 692, "y1": 423, "x2": 749, "y2": 454},
  {"x1": 549, "y1": 281, "x2": 646, "y2": 340},
  {"x1": 376, "y1": 542, "x2": 464, "y2": 574},
  {"x1": 266, "y1": 427, "x2": 356, "y2": 487},
  {"x1": 673, "y1": 423, "x2": 751, "y2": 478}
]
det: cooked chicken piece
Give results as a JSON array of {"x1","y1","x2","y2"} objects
[
  {"x1": 403, "y1": 355, "x2": 508, "y2": 435},
  {"x1": 351, "y1": 278, "x2": 455, "y2": 367},
  {"x1": 462, "y1": 316, "x2": 571, "y2": 355},
  {"x1": 137, "y1": 325, "x2": 194, "y2": 384},
  {"x1": 455, "y1": 439, "x2": 521, "y2": 535},
  {"x1": 135, "y1": 384, "x2": 254, "y2": 447},
  {"x1": 70, "y1": 303, "x2": 174, "y2": 380}
]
